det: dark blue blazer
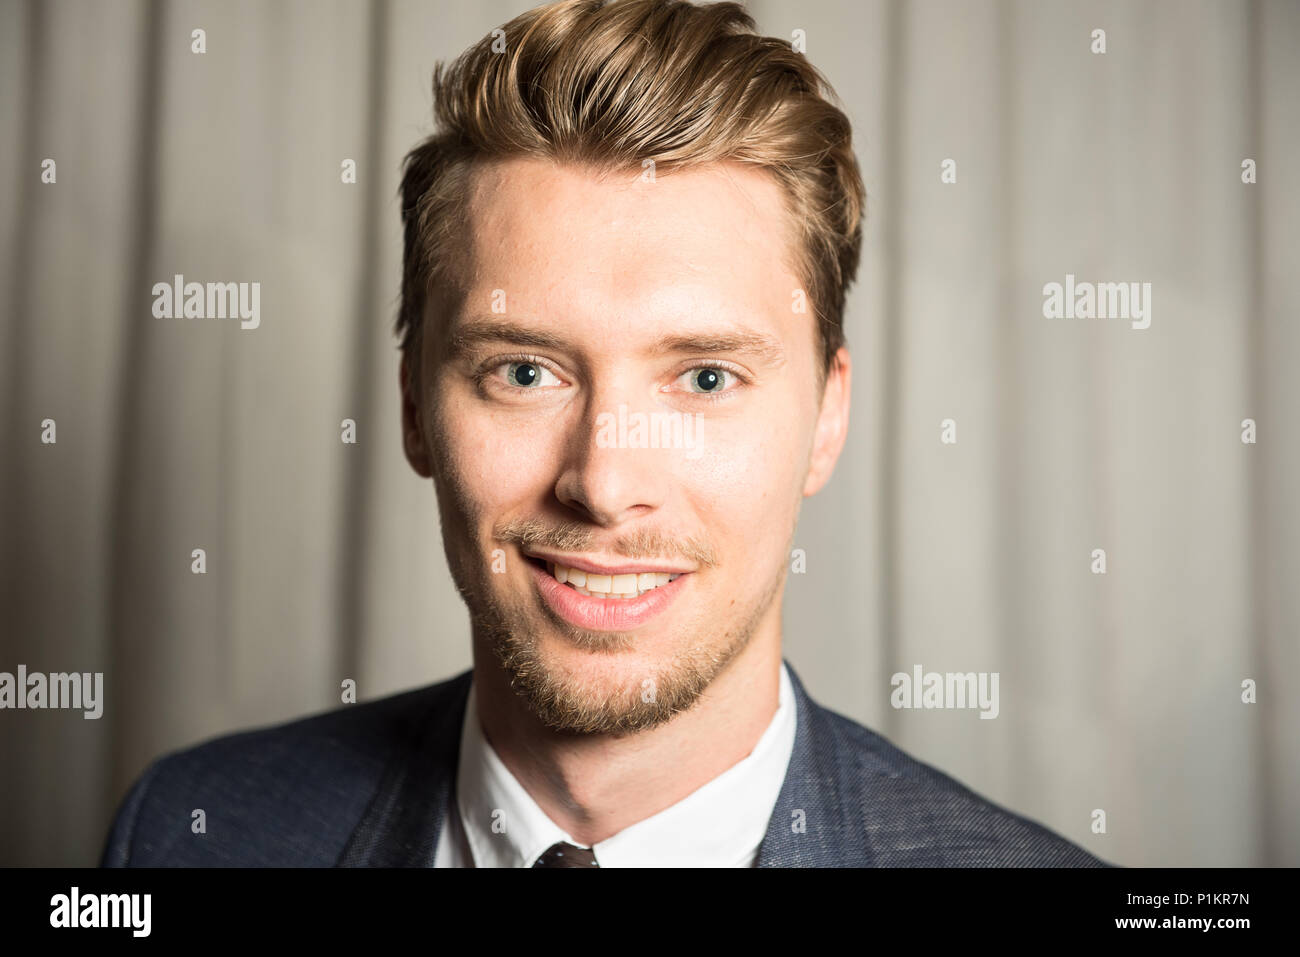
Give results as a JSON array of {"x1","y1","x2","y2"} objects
[{"x1": 100, "y1": 661, "x2": 1109, "y2": 867}]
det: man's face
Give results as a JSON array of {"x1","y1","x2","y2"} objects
[{"x1": 402, "y1": 156, "x2": 849, "y2": 734}]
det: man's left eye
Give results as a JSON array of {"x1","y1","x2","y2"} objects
[{"x1": 676, "y1": 367, "x2": 733, "y2": 394}]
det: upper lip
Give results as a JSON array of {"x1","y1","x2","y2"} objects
[{"x1": 523, "y1": 549, "x2": 695, "y2": 577}]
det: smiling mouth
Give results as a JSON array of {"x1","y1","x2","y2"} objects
[{"x1": 527, "y1": 556, "x2": 683, "y2": 599}]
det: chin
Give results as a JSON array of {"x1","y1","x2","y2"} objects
[
  {"x1": 517, "y1": 615, "x2": 693, "y2": 689},
  {"x1": 480, "y1": 612, "x2": 739, "y2": 735}
]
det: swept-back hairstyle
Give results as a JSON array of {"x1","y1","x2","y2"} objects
[{"x1": 397, "y1": 0, "x2": 864, "y2": 391}]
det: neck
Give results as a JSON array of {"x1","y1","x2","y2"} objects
[{"x1": 470, "y1": 622, "x2": 783, "y2": 847}]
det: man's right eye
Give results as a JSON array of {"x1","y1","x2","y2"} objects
[{"x1": 497, "y1": 360, "x2": 562, "y2": 389}]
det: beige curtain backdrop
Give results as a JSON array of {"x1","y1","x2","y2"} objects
[{"x1": 1, "y1": 0, "x2": 1296, "y2": 867}]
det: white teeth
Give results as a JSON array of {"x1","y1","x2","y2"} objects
[{"x1": 547, "y1": 561, "x2": 685, "y2": 599}]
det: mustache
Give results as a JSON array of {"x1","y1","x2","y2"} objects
[{"x1": 494, "y1": 518, "x2": 718, "y2": 569}]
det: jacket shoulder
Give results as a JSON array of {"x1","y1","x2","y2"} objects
[
  {"x1": 99, "y1": 670, "x2": 471, "y2": 867},
  {"x1": 813, "y1": 701, "x2": 1110, "y2": 867}
]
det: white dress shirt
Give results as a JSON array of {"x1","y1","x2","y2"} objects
[{"x1": 433, "y1": 661, "x2": 797, "y2": 867}]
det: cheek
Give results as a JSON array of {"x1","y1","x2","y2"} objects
[
  {"x1": 683, "y1": 410, "x2": 807, "y2": 549},
  {"x1": 433, "y1": 394, "x2": 558, "y2": 520}
]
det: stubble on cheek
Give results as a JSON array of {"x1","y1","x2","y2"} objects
[{"x1": 425, "y1": 384, "x2": 500, "y2": 605}]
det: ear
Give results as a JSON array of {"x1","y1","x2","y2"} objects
[
  {"x1": 802, "y1": 346, "x2": 851, "y2": 497},
  {"x1": 400, "y1": 354, "x2": 433, "y2": 478}
]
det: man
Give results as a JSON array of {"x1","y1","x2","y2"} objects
[{"x1": 101, "y1": 0, "x2": 1105, "y2": 868}]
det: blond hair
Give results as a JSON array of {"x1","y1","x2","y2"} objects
[{"x1": 397, "y1": 0, "x2": 864, "y2": 390}]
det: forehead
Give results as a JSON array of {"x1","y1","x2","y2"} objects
[{"x1": 455, "y1": 156, "x2": 802, "y2": 327}]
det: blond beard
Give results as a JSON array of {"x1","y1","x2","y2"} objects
[{"x1": 466, "y1": 573, "x2": 781, "y2": 736}]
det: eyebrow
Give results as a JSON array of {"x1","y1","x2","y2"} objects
[
  {"x1": 447, "y1": 316, "x2": 787, "y2": 367},
  {"x1": 448, "y1": 319, "x2": 566, "y2": 356},
  {"x1": 649, "y1": 331, "x2": 786, "y2": 367}
]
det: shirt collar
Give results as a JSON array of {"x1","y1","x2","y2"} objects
[{"x1": 455, "y1": 662, "x2": 797, "y2": 867}]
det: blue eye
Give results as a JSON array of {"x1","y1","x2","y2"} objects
[
  {"x1": 503, "y1": 361, "x2": 559, "y2": 388},
  {"x1": 508, "y1": 362, "x2": 538, "y2": 387},
  {"x1": 682, "y1": 367, "x2": 730, "y2": 393}
]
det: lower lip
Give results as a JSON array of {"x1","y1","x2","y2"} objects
[{"x1": 528, "y1": 561, "x2": 690, "y2": 631}]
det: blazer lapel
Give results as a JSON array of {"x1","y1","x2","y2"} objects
[
  {"x1": 336, "y1": 670, "x2": 472, "y2": 867},
  {"x1": 756, "y1": 661, "x2": 871, "y2": 867}
]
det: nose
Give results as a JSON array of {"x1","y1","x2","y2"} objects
[{"x1": 553, "y1": 393, "x2": 672, "y2": 527}]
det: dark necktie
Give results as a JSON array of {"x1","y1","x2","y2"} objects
[{"x1": 532, "y1": 841, "x2": 600, "y2": 867}]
